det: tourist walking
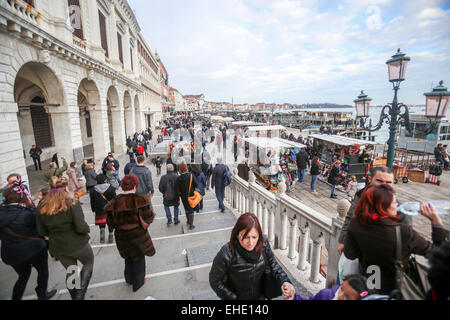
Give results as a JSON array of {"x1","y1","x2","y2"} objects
[
  {"x1": 130, "y1": 156, "x2": 154, "y2": 198},
  {"x1": 209, "y1": 212, "x2": 294, "y2": 300},
  {"x1": 105, "y1": 163, "x2": 120, "y2": 190},
  {"x1": 104, "y1": 174, "x2": 155, "y2": 292},
  {"x1": 124, "y1": 158, "x2": 138, "y2": 176},
  {"x1": 66, "y1": 162, "x2": 82, "y2": 194},
  {"x1": 83, "y1": 162, "x2": 97, "y2": 194},
  {"x1": 29, "y1": 145, "x2": 42, "y2": 171},
  {"x1": 344, "y1": 184, "x2": 448, "y2": 296},
  {"x1": 0, "y1": 185, "x2": 56, "y2": 300},
  {"x1": 89, "y1": 174, "x2": 116, "y2": 243},
  {"x1": 155, "y1": 156, "x2": 162, "y2": 176},
  {"x1": 159, "y1": 164, "x2": 180, "y2": 225},
  {"x1": 310, "y1": 156, "x2": 320, "y2": 194},
  {"x1": 211, "y1": 158, "x2": 229, "y2": 212},
  {"x1": 44, "y1": 156, "x2": 68, "y2": 182},
  {"x1": 237, "y1": 158, "x2": 250, "y2": 182},
  {"x1": 192, "y1": 165, "x2": 206, "y2": 212},
  {"x1": 175, "y1": 163, "x2": 198, "y2": 229},
  {"x1": 296, "y1": 148, "x2": 310, "y2": 183},
  {"x1": 36, "y1": 177, "x2": 94, "y2": 300},
  {"x1": 347, "y1": 176, "x2": 358, "y2": 201},
  {"x1": 328, "y1": 159, "x2": 341, "y2": 199}
]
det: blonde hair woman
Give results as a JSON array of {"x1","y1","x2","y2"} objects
[{"x1": 36, "y1": 177, "x2": 94, "y2": 300}]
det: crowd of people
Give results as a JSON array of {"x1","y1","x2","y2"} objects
[{"x1": 0, "y1": 112, "x2": 448, "y2": 301}]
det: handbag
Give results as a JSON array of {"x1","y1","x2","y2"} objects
[
  {"x1": 394, "y1": 225, "x2": 430, "y2": 300},
  {"x1": 187, "y1": 174, "x2": 202, "y2": 209},
  {"x1": 74, "y1": 189, "x2": 86, "y2": 199}
]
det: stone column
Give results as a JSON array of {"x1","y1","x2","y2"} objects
[
  {"x1": 0, "y1": 102, "x2": 29, "y2": 185},
  {"x1": 87, "y1": 106, "x2": 109, "y2": 161},
  {"x1": 85, "y1": 0, "x2": 104, "y2": 60},
  {"x1": 108, "y1": 2, "x2": 121, "y2": 69},
  {"x1": 288, "y1": 218, "x2": 298, "y2": 260},
  {"x1": 310, "y1": 234, "x2": 324, "y2": 284},
  {"x1": 124, "y1": 108, "x2": 136, "y2": 138},
  {"x1": 47, "y1": 107, "x2": 84, "y2": 164},
  {"x1": 297, "y1": 224, "x2": 310, "y2": 271}
]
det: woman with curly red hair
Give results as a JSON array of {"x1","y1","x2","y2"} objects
[{"x1": 344, "y1": 184, "x2": 448, "y2": 296}]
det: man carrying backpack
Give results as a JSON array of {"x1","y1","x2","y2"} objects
[
  {"x1": 211, "y1": 157, "x2": 231, "y2": 213},
  {"x1": 158, "y1": 164, "x2": 180, "y2": 225}
]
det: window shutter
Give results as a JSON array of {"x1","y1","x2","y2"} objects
[
  {"x1": 68, "y1": 0, "x2": 84, "y2": 40},
  {"x1": 130, "y1": 48, "x2": 133, "y2": 71},
  {"x1": 117, "y1": 32, "x2": 123, "y2": 64},
  {"x1": 85, "y1": 111, "x2": 92, "y2": 138},
  {"x1": 31, "y1": 106, "x2": 53, "y2": 148},
  {"x1": 98, "y1": 10, "x2": 108, "y2": 57}
]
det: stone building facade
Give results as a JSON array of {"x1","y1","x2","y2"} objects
[{"x1": 0, "y1": 0, "x2": 163, "y2": 185}]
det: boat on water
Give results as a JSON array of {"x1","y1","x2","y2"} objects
[{"x1": 397, "y1": 114, "x2": 450, "y2": 154}]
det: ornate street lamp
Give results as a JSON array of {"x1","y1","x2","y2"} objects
[
  {"x1": 354, "y1": 90, "x2": 372, "y2": 119},
  {"x1": 356, "y1": 48, "x2": 411, "y2": 168},
  {"x1": 424, "y1": 80, "x2": 450, "y2": 119}
]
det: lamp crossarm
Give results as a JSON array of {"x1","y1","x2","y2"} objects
[{"x1": 359, "y1": 104, "x2": 391, "y2": 132}]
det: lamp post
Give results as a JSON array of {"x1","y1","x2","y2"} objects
[{"x1": 355, "y1": 49, "x2": 411, "y2": 168}]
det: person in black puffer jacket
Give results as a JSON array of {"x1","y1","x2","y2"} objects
[
  {"x1": 209, "y1": 212, "x2": 294, "y2": 300},
  {"x1": 0, "y1": 184, "x2": 56, "y2": 300}
]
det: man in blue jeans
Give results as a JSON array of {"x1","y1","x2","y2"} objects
[
  {"x1": 211, "y1": 157, "x2": 229, "y2": 213},
  {"x1": 158, "y1": 164, "x2": 180, "y2": 225}
]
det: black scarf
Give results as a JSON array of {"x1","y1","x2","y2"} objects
[{"x1": 235, "y1": 241, "x2": 261, "y2": 264}]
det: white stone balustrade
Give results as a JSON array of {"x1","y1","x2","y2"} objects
[{"x1": 225, "y1": 171, "x2": 344, "y2": 288}]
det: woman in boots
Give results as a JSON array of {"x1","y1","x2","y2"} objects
[
  {"x1": 175, "y1": 162, "x2": 199, "y2": 230},
  {"x1": 89, "y1": 174, "x2": 116, "y2": 243},
  {"x1": 0, "y1": 184, "x2": 56, "y2": 300},
  {"x1": 104, "y1": 175, "x2": 155, "y2": 292},
  {"x1": 36, "y1": 177, "x2": 94, "y2": 300}
]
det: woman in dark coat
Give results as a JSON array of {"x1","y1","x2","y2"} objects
[
  {"x1": 36, "y1": 177, "x2": 94, "y2": 300},
  {"x1": 89, "y1": 174, "x2": 116, "y2": 244},
  {"x1": 0, "y1": 184, "x2": 56, "y2": 300},
  {"x1": 104, "y1": 174, "x2": 155, "y2": 292},
  {"x1": 175, "y1": 162, "x2": 198, "y2": 229},
  {"x1": 327, "y1": 159, "x2": 340, "y2": 199},
  {"x1": 344, "y1": 184, "x2": 449, "y2": 296},
  {"x1": 310, "y1": 157, "x2": 321, "y2": 194},
  {"x1": 192, "y1": 164, "x2": 206, "y2": 212},
  {"x1": 83, "y1": 162, "x2": 97, "y2": 193},
  {"x1": 209, "y1": 212, "x2": 294, "y2": 300}
]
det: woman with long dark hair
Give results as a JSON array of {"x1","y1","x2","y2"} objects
[
  {"x1": 209, "y1": 212, "x2": 294, "y2": 300},
  {"x1": 175, "y1": 162, "x2": 198, "y2": 229},
  {"x1": 344, "y1": 184, "x2": 448, "y2": 296}
]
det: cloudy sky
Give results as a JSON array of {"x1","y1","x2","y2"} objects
[{"x1": 128, "y1": 0, "x2": 450, "y2": 106}]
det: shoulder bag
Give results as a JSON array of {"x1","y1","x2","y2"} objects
[
  {"x1": 188, "y1": 173, "x2": 202, "y2": 209},
  {"x1": 394, "y1": 225, "x2": 430, "y2": 300}
]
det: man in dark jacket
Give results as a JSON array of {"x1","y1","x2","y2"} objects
[
  {"x1": 130, "y1": 156, "x2": 154, "y2": 198},
  {"x1": 237, "y1": 159, "x2": 250, "y2": 182},
  {"x1": 337, "y1": 166, "x2": 413, "y2": 255},
  {"x1": 29, "y1": 145, "x2": 42, "y2": 171},
  {"x1": 296, "y1": 148, "x2": 310, "y2": 182},
  {"x1": 158, "y1": 164, "x2": 180, "y2": 225},
  {"x1": 102, "y1": 154, "x2": 120, "y2": 179},
  {"x1": 211, "y1": 157, "x2": 229, "y2": 212}
]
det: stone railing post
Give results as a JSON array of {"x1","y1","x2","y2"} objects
[
  {"x1": 279, "y1": 210, "x2": 288, "y2": 250},
  {"x1": 297, "y1": 223, "x2": 310, "y2": 271},
  {"x1": 288, "y1": 216, "x2": 298, "y2": 260},
  {"x1": 310, "y1": 233, "x2": 324, "y2": 284},
  {"x1": 325, "y1": 202, "x2": 346, "y2": 288},
  {"x1": 262, "y1": 203, "x2": 269, "y2": 236},
  {"x1": 269, "y1": 208, "x2": 275, "y2": 245}
]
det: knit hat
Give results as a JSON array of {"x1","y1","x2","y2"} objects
[
  {"x1": 166, "y1": 164, "x2": 174, "y2": 172},
  {"x1": 337, "y1": 199, "x2": 351, "y2": 217}
]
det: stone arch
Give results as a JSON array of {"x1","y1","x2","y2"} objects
[
  {"x1": 14, "y1": 62, "x2": 65, "y2": 170},
  {"x1": 134, "y1": 93, "x2": 144, "y2": 132},
  {"x1": 123, "y1": 90, "x2": 135, "y2": 137}
]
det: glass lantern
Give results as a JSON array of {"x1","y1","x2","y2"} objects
[
  {"x1": 424, "y1": 81, "x2": 450, "y2": 118},
  {"x1": 354, "y1": 90, "x2": 372, "y2": 118},
  {"x1": 386, "y1": 49, "x2": 410, "y2": 84}
]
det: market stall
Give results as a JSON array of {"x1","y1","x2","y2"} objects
[
  {"x1": 246, "y1": 125, "x2": 287, "y2": 138},
  {"x1": 308, "y1": 134, "x2": 379, "y2": 183},
  {"x1": 242, "y1": 137, "x2": 301, "y2": 193}
]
